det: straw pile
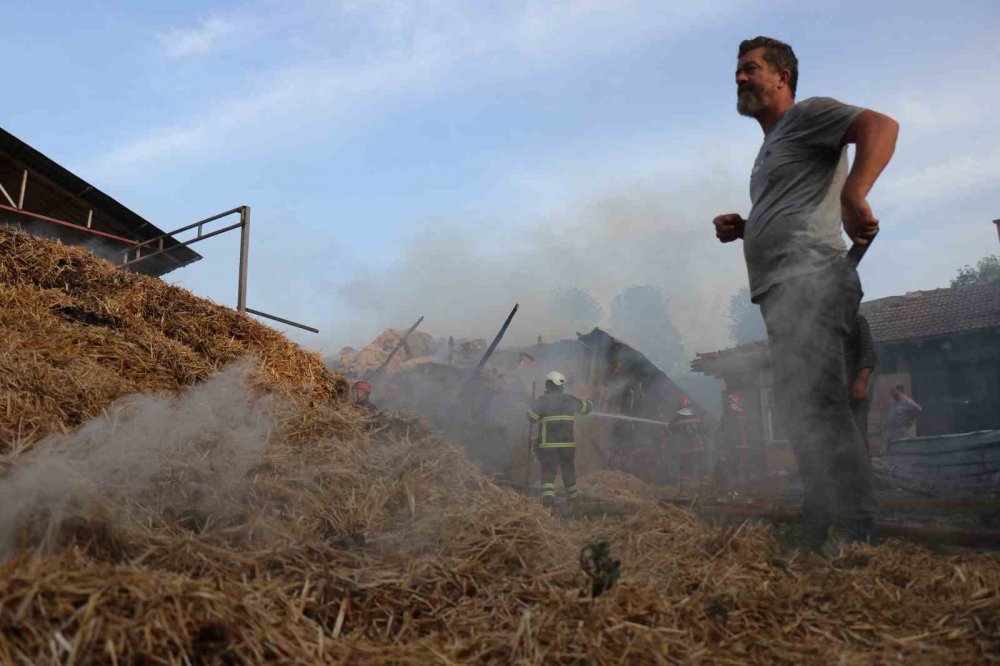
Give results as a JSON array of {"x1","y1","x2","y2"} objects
[
  {"x1": 335, "y1": 331, "x2": 492, "y2": 381},
  {"x1": 337, "y1": 329, "x2": 440, "y2": 379},
  {"x1": 2, "y1": 228, "x2": 1000, "y2": 664},
  {"x1": 0, "y1": 228, "x2": 345, "y2": 455},
  {"x1": 578, "y1": 470, "x2": 667, "y2": 503}
]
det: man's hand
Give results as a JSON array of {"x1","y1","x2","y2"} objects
[
  {"x1": 713, "y1": 213, "x2": 745, "y2": 243},
  {"x1": 841, "y1": 190, "x2": 879, "y2": 246},
  {"x1": 850, "y1": 377, "x2": 870, "y2": 402}
]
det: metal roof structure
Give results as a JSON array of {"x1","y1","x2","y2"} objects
[
  {"x1": 692, "y1": 283, "x2": 1000, "y2": 377},
  {"x1": 861, "y1": 283, "x2": 1000, "y2": 344},
  {"x1": 0, "y1": 127, "x2": 201, "y2": 277}
]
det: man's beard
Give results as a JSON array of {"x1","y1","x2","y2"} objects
[{"x1": 737, "y1": 85, "x2": 766, "y2": 117}]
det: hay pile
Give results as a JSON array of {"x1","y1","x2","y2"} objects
[
  {"x1": 2, "y1": 229, "x2": 1000, "y2": 664},
  {"x1": 336, "y1": 329, "x2": 440, "y2": 379},
  {"x1": 335, "y1": 330, "x2": 490, "y2": 380},
  {"x1": 578, "y1": 470, "x2": 667, "y2": 503},
  {"x1": 0, "y1": 228, "x2": 344, "y2": 455}
]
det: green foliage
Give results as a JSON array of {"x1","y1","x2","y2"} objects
[
  {"x1": 951, "y1": 255, "x2": 1000, "y2": 288},
  {"x1": 550, "y1": 287, "x2": 603, "y2": 333},
  {"x1": 609, "y1": 285, "x2": 685, "y2": 373},
  {"x1": 728, "y1": 286, "x2": 767, "y2": 345}
]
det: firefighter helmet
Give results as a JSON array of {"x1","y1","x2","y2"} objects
[
  {"x1": 545, "y1": 371, "x2": 567, "y2": 387},
  {"x1": 351, "y1": 380, "x2": 372, "y2": 402},
  {"x1": 676, "y1": 394, "x2": 694, "y2": 417}
]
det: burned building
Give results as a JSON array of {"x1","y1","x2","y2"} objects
[
  {"x1": 691, "y1": 283, "x2": 1000, "y2": 459},
  {"x1": 0, "y1": 127, "x2": 199, "y2": 277},
  {"x1": 496, "y1": 328, "x2": 712, "y2": 483}
]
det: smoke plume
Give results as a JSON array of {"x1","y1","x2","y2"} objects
[
  {"x1": 0, "y1": 362, "x2": 276, "y2": 557},
  {"x1": 331, "y1": 176, "x2": 751, "y2": 361}
]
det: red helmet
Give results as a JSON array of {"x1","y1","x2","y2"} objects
[
  {"x1": 677, "y1": 394, "x2": 693, "y2": 409},
  {"x1": 351, "y1": 380, "x2": 372, "y2": 402}
]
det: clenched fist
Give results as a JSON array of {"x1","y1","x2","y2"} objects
[
  {"x1": 713, "y1": 213, "x2": 745, "y2": 243},
  {"x1": 841, "y1": 191, "x2": 879, "y2": 246}
]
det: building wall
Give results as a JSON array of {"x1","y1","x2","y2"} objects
[
  {"x1": 699, "y1": 327, "x2": 1000, "y2": 478},
  {"x1": 877, "y1": 330, "x2": 1000, "y2": 438},
  {"x1": 717, "y1": 368, "x2": 779, "y2": 476}
]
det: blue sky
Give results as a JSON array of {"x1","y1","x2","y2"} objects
[{"x1": 3, "y1": 0, "x2": 999, "y2": 358}]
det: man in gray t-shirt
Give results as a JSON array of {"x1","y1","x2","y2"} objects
[
  {"x1": 744, "y1": 96, "x2": 863, "y2": 299},
  {"x1": 712, "y1": 37, "x2": 898, "y2": 551}
]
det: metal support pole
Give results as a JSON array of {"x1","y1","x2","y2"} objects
[
  {"x1": 18, "y1": 170, "x2": 27, "y2": 209},
  {"x1": 237, "y1": 205, "x2": 250, "y2": 313},
  {"x1": 245, "y1": 307, "x2": 319, "y2": 333},
  {"x1": 86, "y1": 210, "x2": 93, "y2": 229},
  {"x1": 994, "y1": 219, "x2": 999, "y2": 246}
]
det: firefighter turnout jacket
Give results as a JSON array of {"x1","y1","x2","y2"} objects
[{"x1": 527, "y1": 389, "x2": 593, "y2": 449}]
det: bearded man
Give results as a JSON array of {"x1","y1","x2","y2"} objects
[{"x1": 713, "y1": 37, "x2": 898, "y2": 551}]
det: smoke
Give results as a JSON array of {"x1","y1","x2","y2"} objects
[
  {"x1": 331, "y1": 175, "x2": 750, "y2": 361},
  {"x1": 0, "y1": 214, "x2": 133, "y2": 267},
  {"x1": 0, "y1": 362, "x2": 276, "y2": 557}
]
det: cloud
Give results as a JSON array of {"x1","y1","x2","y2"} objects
[
  {"x1": 156, "y1": 14, "x2": 246, "y2": 58},
  {"x1": 880, "y1": 145, "x2": 1000, "y2": 208},
  {"x1": 94, "y1": 1, "x2": 748, "y2": 177},
  {"x1": 88, "y1": 51, "x2": 449, "y2": 177}
]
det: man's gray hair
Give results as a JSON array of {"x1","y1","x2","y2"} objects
[{"x1": 739, "y1": 36, "x2": 798, "y2": 96}]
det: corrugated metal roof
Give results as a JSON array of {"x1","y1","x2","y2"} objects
[{"x1": 0, "y1": 127, "x2": 201, "y2": 277}]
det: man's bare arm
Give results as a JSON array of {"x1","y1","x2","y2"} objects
[
  {"x1": 842, "y1": 110, "x2": 899, "y2": 198},
  {"x1": 840, "y1": 110, "x2": 900, "y2": 244}
]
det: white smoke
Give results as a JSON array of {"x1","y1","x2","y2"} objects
[
  {"x1": 0, "y1": 362, "x2": 276, "y2": 556},
  {"x1": 331, "y1": 175, "x2": 750, "y2": 358}
]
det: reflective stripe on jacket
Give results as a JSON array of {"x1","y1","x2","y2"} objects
[{"x1": 527, "y1": 390, "x2": 592, "y2": 448}]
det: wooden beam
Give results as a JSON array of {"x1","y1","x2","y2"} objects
[{"x1": 17, "y1": 170, "x2": 27, "y2": 208}]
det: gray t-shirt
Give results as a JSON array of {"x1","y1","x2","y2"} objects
[{"x1": 743, "y1": 97, "x2": 864, "y2": 300}]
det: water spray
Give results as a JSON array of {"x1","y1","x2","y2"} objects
[{"x1": 587, "y1": 412, "x2": 672, "y2": 427}]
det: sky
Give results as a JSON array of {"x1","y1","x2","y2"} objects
[{"x1": 3, "y1": 0, "x2": 999, "y2": 363}]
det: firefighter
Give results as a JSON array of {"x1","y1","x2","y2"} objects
[
  {"x1": 350, "y1": 380, "x2": 378, "y2": 412},
  {"x1": 527, "y1": 371, "x2": 593, "y2": 507},
  {"x1": 669, "y1": 395, "x2": 709, "y2": 487}
]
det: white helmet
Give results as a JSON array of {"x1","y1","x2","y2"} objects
[{"x1": 546, "y1": 371, "x2": 567, "y2": 386}]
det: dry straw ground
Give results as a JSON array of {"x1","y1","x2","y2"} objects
[
  {"x1": 1, "y1": 228, "x2": 998, "y2": 664},
  {"x1": 0, "y1": 228, "x2": 345, "y2": 456}
]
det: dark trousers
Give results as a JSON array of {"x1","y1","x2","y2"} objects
[
  {"x1": 850, "y1": 398, "x2": 871, "y2": 452},
  {"x1": 758, "y1": 263, "x2": 876, "y2": 544},
  {"x1": 538, "y1": 448, "x2": 577, "y2": 506}
]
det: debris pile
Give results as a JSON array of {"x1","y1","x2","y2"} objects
[
  {"x1": 336, "y1": 328, "x2": 440, "y2": 378},
  {"x1": 335, "y1": 330, "x2": 488, "y2": 380},
  {"x1": 1, "y1": 229, "x2": 999, "y2": 664}
]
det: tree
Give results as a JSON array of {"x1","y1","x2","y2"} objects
[
  {"x1": 729, "y1": 286, "x2": 767, "y2": 345},
  {"x1": 609, "y1": 285, "x2": 685, "y2": 373},
  {"x1": 550, "y1": 287, "x2": 603, "y2": 333},
  {"x1": 951, "y1": 255, "x2": 1000, "y2": 288}
]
